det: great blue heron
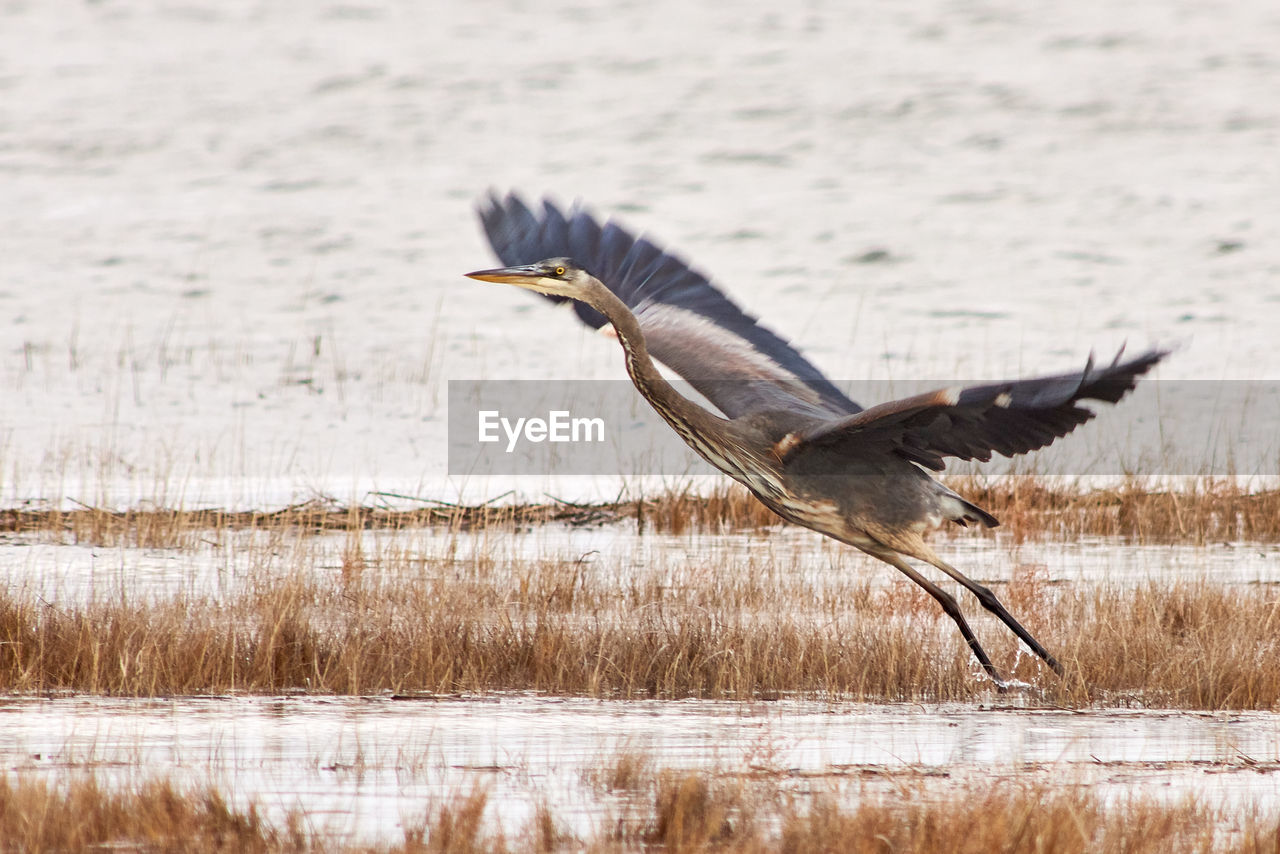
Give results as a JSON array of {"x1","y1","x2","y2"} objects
[{"x1": 466, "y1": 192, "x2": 1167, "y2": 687}]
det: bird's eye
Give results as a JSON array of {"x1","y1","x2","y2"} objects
[{"x1": 554, "y1": 266, "x2": 566, "y2": 276}]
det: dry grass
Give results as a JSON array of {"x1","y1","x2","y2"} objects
[
  {"x1": 2, "y1": 475, "x2": 1278, "y2": 707},
  {"x1": 1054, "y1": 583, "x2": 1280, "y2": 709},
  {"x1": 944, "y1": 476, "x2": 1280, "y2": 545},
  {"x1": 583, "y1": 749, "x2": 655, "y2": 794},
  {"x1": 0, "y1": 498, "x2": 618, "y2": 550},
  {"x1": 770, "y1": 783, "x2": 1280, "y2": 854},
  {"x1": 1, "y1": 551, "x2": 1278, "y2": 708},
  {"x1": 604, "y1": 770, "x2": 1280, "y2": 853},
  {"x1": 2, "y1": 769, "x2": 1277, "y2": 853},
  {"x1": 0, "y1": 775, "x2": 290, "y2": 853},
  {"x1": 0, "y1": 570, "x2": 973, "y2": 699},
  {"x1": 643, "y1": 475, "x2": 1280, "y2": 544},
  {"x1": 5, "y1": 477, "x2": 1280, "y2": 548}
]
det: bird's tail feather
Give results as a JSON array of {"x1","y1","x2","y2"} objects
[{"x1": 938, "y1": 487, "x2": 1000, "y2": 528}]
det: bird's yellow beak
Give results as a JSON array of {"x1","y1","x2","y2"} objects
[{"x1": 464, "y1": 264, "x2": 543, "y2": 284}]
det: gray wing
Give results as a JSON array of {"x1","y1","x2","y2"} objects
[
  {"x1": 476, "y1": 191, "x2": 861, "y2": 419},
  {"x1": 780, "y1": 348, "x2": 1168, "y2": 470}
]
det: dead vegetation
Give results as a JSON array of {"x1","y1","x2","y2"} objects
[
  {"x1": 647, "y1": 475, "x2": 1280, "y2": 544},
  {"x1": 4, "y1": 476, "x2": 1280, "y2": 548},
  {"x1": 945, "y1": 475, "x2": 1280, "y2": 545},
  {"x1": 616, "y1": 770, "x2": 1280, "y2": 854},
  {"x1": 0, "y1": 569, "x2": 979, "y2": 699},
  {"x1": 1, "y1": 475, "x2": 1278, "y2": 706},
  {"x1": 2, "y1": 767, "x2": 1277, "y2": 853},
  {"x1": 1, "y1": 547, "x2": 1278, "y2": 708},
  {"x1": 768, "y1": 782, "x2": 1280, "y2": 854},
  {"x1": 0, "y1": 497, "x2": 619, "y2": 550},
  {"x1": 0, "y1": 775, "x2": 289, "y2": 853},
  {"x1": 1055, "y1": 583, "x2": 1280, "y2": 709}
]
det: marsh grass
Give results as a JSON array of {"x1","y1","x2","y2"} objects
[
  {"x1": 0, "y1": 775, "x2": 291, "y2": 853},
  {"x1": 1057, "y1": 583, "x2": 1280, "y2": 709},
  {"x1": 2, "y1": 551, "x2": 1278, "y2": 707},
  {"x1": 642, "y1": 475, "x2": 1280, "y2": 544},
  {"x1": 3, "y1": 767, "x2": 1277, "y2": 853},
  {"x1": 5, "y1": 476, "x2": 1280, "y2": 548},
  {"x1": 770, "y1": 783, "x2": 1280, "y2": 854},
  {"x1": 3, "y1": 475, "x2": 1279, "y2": 707},
  {"x1": 0, "y1": 571, "x2": 970, "y2": 699},
  {"x1": 945, "y1": 476, "x2": 1280, "y2": 544},
  {"x1": 618, "y1": 771, "x2": 1280, "y2": 854},
  {"x1": 0, "y1": 498, "x2": 616, "y2": 550}
]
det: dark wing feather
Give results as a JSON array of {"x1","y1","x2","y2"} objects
[
  {"x1": 477, "y1": 191, "x2": 861, "y2": 419},
  {"x1": 782, "y1": 348, "x2": 1168, "y2": 471}
]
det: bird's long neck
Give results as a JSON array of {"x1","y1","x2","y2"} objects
[{"x1": 580, "y1": 283, "x2": 728, "y2": 452}]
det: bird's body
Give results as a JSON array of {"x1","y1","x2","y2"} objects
[{"x1": 467, "y1": 192, "x2": 1168, "y2": 687}]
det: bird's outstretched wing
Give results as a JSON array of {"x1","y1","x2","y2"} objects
[
  {"x1": 779, "y1": 348, "x2": 1168, "y2": 470},
  {"x1": 476, "y1": 191, "x2": 861, "y2": 419}
]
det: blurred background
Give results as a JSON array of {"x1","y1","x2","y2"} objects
[{"x1": 2, "y1": 0, "x2": 1277, "y2": 506}]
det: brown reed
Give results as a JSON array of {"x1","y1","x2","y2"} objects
[
  {"x1": 1, "y1": 560, "x2": 1278, "y2": 708},
  {"x1": 3, "y1": 768, "x2": 1277, "y2": 853},
  {"x1": 5, "y1": 477, "x2": 1280, "y2": 548}
]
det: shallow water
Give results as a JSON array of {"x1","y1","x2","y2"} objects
[
  {"x1": 6, "y1": 523, "x2": 1278, "y2": 842},
  {"x1": 2, "y1": 694, "x2": 1277, "y2": 842},
  {"x1": 4, "y1": 522, "x2": 1279, "y2": 606}
]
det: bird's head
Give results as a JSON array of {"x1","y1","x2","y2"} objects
[{"x1": 465, "y1": 257, "x2": 593, "y2": 299}]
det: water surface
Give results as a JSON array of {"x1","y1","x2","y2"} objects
[
  {"x1": 4, "y1": 523, "x2": 1279, "y2": 606},
  {"x1": 3, "y1": 695, "x2": 1278, "y2": 842}
]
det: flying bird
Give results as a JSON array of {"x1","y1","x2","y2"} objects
[{"x1": 467, "y1": 192, "x2": 1167, "y2": 687}]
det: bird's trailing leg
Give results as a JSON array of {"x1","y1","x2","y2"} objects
[
  {"x1": 922, "y1": 555, "x2": 1064, "y2": 677},
  {"x1": 869, "y1": 548, "x2": 1008, "y2": 690}
]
